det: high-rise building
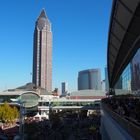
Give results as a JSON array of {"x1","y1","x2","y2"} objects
[
  {"x1": 61, "y1": 82, "x2": 68, "y2": 95},
  {"x1": 78, "y1": 69, "x2": 101, "y2": 90},
  {"x1": 32, "y1": 9, "x2": 52, "y2": 92}
]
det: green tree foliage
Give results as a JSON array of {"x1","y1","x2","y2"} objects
[
  {"x1": 0, "y1": 102, "x2": 19, "y2": 124},
  {"x1": 52, "y1": 101, "x2": 60, "y2": 106}
]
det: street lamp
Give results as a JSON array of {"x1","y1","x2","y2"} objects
[
  {"x1": 10, "y1": 99, "x2": 26, "y2": 140},
  {"x1": 48, "y1": 99, "x2": 52, "y2": 120},
  {"x1": 19, "y1": 101, "x2": 26, "y2": 140},
  {"x1": 11, "y1": 91, "x2": 40, "y2": 139}
]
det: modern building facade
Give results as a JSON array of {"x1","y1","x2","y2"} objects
[
  {"x1": 114, "y1": 76, "x2": 122, "y2": 89},
  {"x1": 78, "y1": 69, "x2": 101, "y2": 90},
  {"x1": 70, "y1": 90, "x2": 105, "y2": 99},
  {"x1": 102, "y1": 1, "x2": 140, "y2": 140},
  {"x1": 61, "y1": 82, "x2": 68, "y2": 95},
  {"x1": 131, "y1": 49, "x2": 140, "y2": 91},
  {"x1": 105, "y1": 66, "x2": 109, "y2": 91},
  {"x1": 122, "y1": 64, "x2": 131, "y2": 90},
  {"x1": 32, "y1": 9, "x2": 52, "y2": 92},
  {"x1": 114, "y1": 49, "x2": 140, "y2": 91}
]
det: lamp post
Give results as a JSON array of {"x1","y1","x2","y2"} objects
[
  {"x1": 19, "y1": 101, "x2": 26, "y2": 140},
  {"x1": 48, "y1": 100, "x2": 51, "y2": 120},
  {"x1": 49, "y1": 98, "x2": 54, "y2": 120},
  {"x1": 10, "y1": 99, "x2": 26, "y2": 140}
]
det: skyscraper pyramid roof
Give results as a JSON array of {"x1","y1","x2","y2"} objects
[{"x1": 38, "y1": 9, "x2": 47, "y2": 19}]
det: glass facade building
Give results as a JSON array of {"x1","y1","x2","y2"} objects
[
  {"x1": 131, "y1": 49, "x2": 140, "y2": 91},
  {"x1": 115, "y1": 76, "x2": 122, "y2": 89},
  {"x1": 78, "y1": 69, "x2": 101, "y2": 90},
  {"x1": 115, "y1": 49, "x2": 140, "y2": 91},
  {"x1": 105, "y1": 66, "x2": 109, "y2": 91},
  {"x1": 122, "y1": 64, "x2": 131, "y2": 90}
]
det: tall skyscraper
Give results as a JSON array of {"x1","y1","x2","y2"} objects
[
  {"x1": 78, "y1": 69, "x2": 101, "y2": 90},
  {"x1": 61, "y1": 82, "x2": 68, "y2": 95},
  {"x1": 33, "y1": 9, "x2": 52, "y2": 92}
]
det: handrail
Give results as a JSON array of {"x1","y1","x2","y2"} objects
[{"x1": 102, "y1": 103, "x2": 140, "y2": 140}]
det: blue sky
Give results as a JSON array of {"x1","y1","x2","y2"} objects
[{"x1": 0, "y1": 0, "x2": 112, "y2": 91}]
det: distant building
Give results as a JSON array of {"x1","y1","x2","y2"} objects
[
  {"x1": 78, "y1": 69, "x2": 101, "y2": 90},
  {"x1": 70, "y1": 90, "x2": 105, "y2": 99},
  {"x1": 32, "y1": 9, "x2": 52, "y2": 92},
  {"x1": 61, "y1": 82, "x2": 68, "y2": 95},
  {"x1": 105, "y1": 66, "x2": 109, "y2": 91}
]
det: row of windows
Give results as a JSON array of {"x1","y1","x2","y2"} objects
[
  {"x1": 122, "y1": 64, "x2": 131, "y2": 90},
  {"x1": 38, "y1": 101, "x2": 100, "y2": 107}
]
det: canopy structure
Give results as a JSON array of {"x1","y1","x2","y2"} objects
[
  {"x1": 108, "y1": 0, "x2": 140, "y2": 88},
  {"x1": 19, "y1": 91, "x2": 40, "y2": 108}
]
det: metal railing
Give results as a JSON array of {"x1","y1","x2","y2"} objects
[{"x1": 102, "y1": 103, "x2": 140, "y2": 140}]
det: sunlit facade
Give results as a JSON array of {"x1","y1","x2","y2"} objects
[
  {"x1": 78, "y1": 69, "x2": 101, "y2": 90},
  {"x1": 32, "y1": 9, "x2": 52, "y2": 92}
]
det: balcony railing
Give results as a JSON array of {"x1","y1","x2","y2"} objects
[{"x1": 102, "y1": 102, "x2": 140, "y2": 140}]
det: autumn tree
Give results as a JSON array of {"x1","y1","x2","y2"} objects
[{"x1": 0, "y1": 102, "x2": 19, "y2": 124}]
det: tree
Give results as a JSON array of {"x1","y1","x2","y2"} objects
[{"x1": 0, "y1": 102, "x2": 19, "y2": 124}]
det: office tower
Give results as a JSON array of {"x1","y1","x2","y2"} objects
[
  {"x1": 61, "y1": 82, "x2": 68, "y2": 95},
  {"x1": 78, "y1": 69, "x2": 101, "y2": 90},
  {"x1": 33, "y1": 9, "x2": 52, "y2": 92}
]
